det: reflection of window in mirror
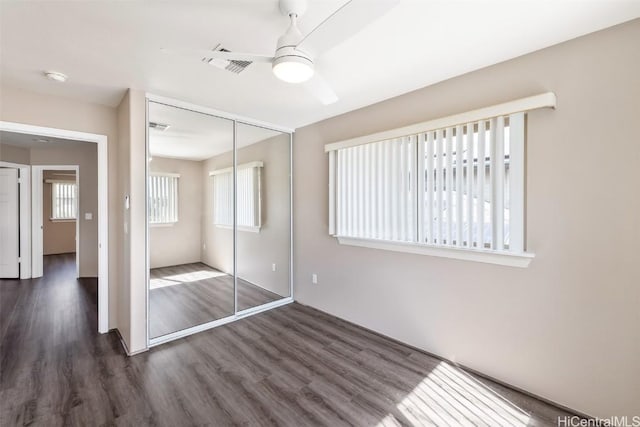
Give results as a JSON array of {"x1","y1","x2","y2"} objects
[
  {"x1": 210, "y1": 161, "x2": 262, "y2": 232},
  {"x1": 149, "y1": 172, "x2": 179, "y2": 225}
]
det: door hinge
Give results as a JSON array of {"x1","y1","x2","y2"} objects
[{"x1": 18, "y1": 257, "x2": 22, "y2": 263}]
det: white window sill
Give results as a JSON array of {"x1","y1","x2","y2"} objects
[
  {"x1": 215, "y1": 224, "x2": 261, "y2": 233},
  {"x1": 150, "y1": 222, "x2": 177, "y2": 228},
  {"x1": 336, "y1": 236, "x2": 535, "y2": 268},
  {"x1": 50, "y1": 218, "x2": 76, "y2": 223}
]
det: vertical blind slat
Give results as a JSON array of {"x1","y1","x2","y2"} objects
[
  {"x1": 494, "y1": 117, "x2": 505, "y2": 250},
  {"x1": 416, "y1": 134, "x2": 425, "y2": 243},
  {"x1": 477, "y1": 121, "x2": 486, "y2": 249},
  {"x1": 466, "y1": 124, "x2": 474, "y2": 248},
  {"x1": 399, "y1": 138, "x2": 407, "y2": 241},
  {"x1": 435, "y1": 129, "x2": 443, "y2": 244},
  {"x1": 445, "y1": 128, "x2": 453, "y2": 245},
  {"x1": 455, "y1": 125, "x2": 464, "y2": 246},
  {"x1": 409, "y1": 136, "x2": 416, "y2": 241},
  {"x1": 425, "y1": 132, "x2": 434, "y2": 244},
  {"x1": 489, "y1": 117, "x2": 498, "y2": 249}
]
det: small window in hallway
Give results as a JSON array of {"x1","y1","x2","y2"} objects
[{"x1": 51, "y1": 182, "x2": 77, "y2": 220}]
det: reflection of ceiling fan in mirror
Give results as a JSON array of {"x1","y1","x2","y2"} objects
[{"x1": 164, "y1": 0, "x2": 399, "y2": 105}]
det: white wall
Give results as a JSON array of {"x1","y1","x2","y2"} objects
[
  {"x1": 293, "y1": 19, "x2": 640, "y2": 419},
  {"x1": 149, "y1": 156, "x2": 203, "y2": 269}
]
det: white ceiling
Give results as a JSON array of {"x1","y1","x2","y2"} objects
[
  {"x1": 0, "y1": 130, "x2": 89, "y2": 149},
  {"x1": 1, "y1": 1, "x2": 638, "y2": 129},
  {"x1": 149, "y1": 102, "x2": 283, "y2": 161}
]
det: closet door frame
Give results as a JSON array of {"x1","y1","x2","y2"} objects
[{"x1": 145, "y1": 94, "x2": 294, "y2": 348}]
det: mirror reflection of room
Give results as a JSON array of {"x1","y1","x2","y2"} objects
[
  {"x1": 148, "y1": 102, "x2": 290, "y2": 339},
  {"x1": 148, "y1": 102, "x2": 234, "y2": 338},
  {"x1": 217, "y1": 122, "x2": 291, "y2": 312}
]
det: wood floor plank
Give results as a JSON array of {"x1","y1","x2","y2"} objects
[
  {"x1": 1, "y1": 254, "x2": 583, "y2": 426},
  {"x1": 149, "y1": 262, "x2": 286, "y2": 338}
]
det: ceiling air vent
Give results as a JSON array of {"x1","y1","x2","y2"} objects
[
  {"x1": 149, "y1": 122, "x2": 170, "y2": 131},
  {"x1": 203, "y1": 45, "x2": 252, "y2": 74}
]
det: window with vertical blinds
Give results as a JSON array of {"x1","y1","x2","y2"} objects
[
  {"x1": 149, "y1": 173, "x2": 179, "y2": 224},
  {"x1": 51, "y1": 182, "x2": 77, "y2": 220},
  {"x1": 326, "y1": 93, "x2": 556, "y2": 266},
  {"x1": 210, "y1": 161, "x2": 263, "y2": 232}
]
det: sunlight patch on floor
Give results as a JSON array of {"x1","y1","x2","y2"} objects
[
  {"x1": 379, "y1": 361, "x2": 531, "y2": 426},
  {"x1": 150, "y1": 270, "x2": 227, "y2": 289}
]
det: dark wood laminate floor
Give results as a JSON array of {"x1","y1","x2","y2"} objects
[
  {"x1": 150, "y1": 263, "x2": 285, "y2": 338},
  {"x1": 1, "y1": 254, "x2": 581, "y2": 426}
]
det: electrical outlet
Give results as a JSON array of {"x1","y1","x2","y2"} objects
[
  {"x1": 312, "y1": 273, "x2": 318, "y2": 284},
  {"x1": 272, "y1": 263, "x2": 276, "y2": 272},
  {"x1": 203, "y1": 243, "x2": 207, "y2": 251}
]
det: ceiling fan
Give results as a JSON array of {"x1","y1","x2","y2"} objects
[{"x1": 165, "y1": 0, "x2": 399, "y2": 105}]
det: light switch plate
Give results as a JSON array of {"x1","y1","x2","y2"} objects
[{"x1": 84, "y1": 213, "x2": 93, "y2": 220}]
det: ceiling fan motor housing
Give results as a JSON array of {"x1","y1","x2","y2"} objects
[
  {"x1": 273, "y1": 46, "x2": 313, "y2": 72},
  {"x1": 272, "y1": 9, "x2": 314, "y2": 83}
]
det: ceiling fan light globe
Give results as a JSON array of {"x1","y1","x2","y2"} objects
[{"x1": 272, "y1": 56, "x2": 314, "y2": 83}]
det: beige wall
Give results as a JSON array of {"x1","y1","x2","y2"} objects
[
  {"x1": 42, "y1": 170, "x2": 76, "y2": 255},
  {"x1": 0, "y1": 85, "x2": 120, "y2": 329},
  {"x1": 0, "y1": 143, "x2": 30, "y2": 164},
  {"x1": 293, "y1": 19, "x2": 640, "y2": 419},
  {"x1": 149, "y1": 156, "x2": 203, "y2": 269},
  {"x1": 116, "y1": 89, "x2": 147, "y2": 354},
  {"x1": 31, "y1": 145, "x2": 98, "y2": 275},
  {"x1": 202, "y1": 133, "x2": 291, "y2": 297}
]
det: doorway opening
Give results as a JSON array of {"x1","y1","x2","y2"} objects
[
  {"x1": 0, "y1": 122, "x2": 109, "y2": 333},
  {"x1": 32, "y1": 166, "x2": 80, "y2": 278}
]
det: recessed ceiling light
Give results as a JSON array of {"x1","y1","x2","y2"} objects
[
  {"x1": 44, "y1": 71, "x2": 68, "y2": 82},
  {"x1": 34, "y1": 138, "x2": 50, "y2": 143}
]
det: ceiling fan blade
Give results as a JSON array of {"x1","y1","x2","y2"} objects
[
  {"x1": 303, "y1": 73, "x2": 339, "y2": 105},
  {"x1": 161, "y1": 48, "x2": 273, "y2": 63},
  {"x1": 296, "y1": 0, "x2": 399, "y2": 55}
]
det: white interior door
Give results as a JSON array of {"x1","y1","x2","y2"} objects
[{"x1": 0, "y1": 167, "x2": 20, "y2": 278}]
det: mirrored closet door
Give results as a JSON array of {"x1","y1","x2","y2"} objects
[
  {"x1": 147, "y1": 102, "x2": 235, "y2": 339},
  {"x1": 147, "y1": 100, "x2": 292, "y2": 343},
  {"x1": 235, "y1": 122, "x2": 291, "y2": 312}
]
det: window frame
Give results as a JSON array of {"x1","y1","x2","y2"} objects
[{"x1": 325, "y1": 93, "x2": 557, "y2": 267}]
